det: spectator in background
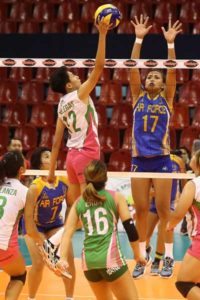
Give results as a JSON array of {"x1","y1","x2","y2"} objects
[
  {"x1": 192, "y1": 139, "x2": 200, "y2": 156},
  {"x1": 7, "y1": 138, "x2": 30, "y2": 169},
  {"x1": 179, "y1": 146, "x2": 191, "y2": 172}
]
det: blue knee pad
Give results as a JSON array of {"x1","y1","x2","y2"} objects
[{"x1": 175, "y1": 281, "x2": 196, "y2": 298}]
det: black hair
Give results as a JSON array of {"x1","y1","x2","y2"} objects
[
  {"x1": 8, "y1": 138, "x2": 22, "y2": 147},
  {"x1": 179, "y1": 146, "x2": 191, "y2": 158},
  {"x1": 50, "y1": 66, "x2": 70, "y2": 95},
  {"x1": 31, "y1": 147, "x2": 50, "y2": 170},
  {"x1": 0, "y1": 151, "x2": 24, "y2": 184}
]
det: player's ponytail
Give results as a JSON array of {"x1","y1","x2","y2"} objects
[{"x1": 83, "y1": 160, "x2": 107, "y2": 204}]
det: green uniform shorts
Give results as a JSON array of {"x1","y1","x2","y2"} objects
[{"x1": 84, "y1": 264, "x2": 128, "y2": 282}]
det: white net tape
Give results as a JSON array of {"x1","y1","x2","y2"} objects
[
  {"x1": 0, "y1": 58, "x2": 199, "y2": 68},
  {"x1": 25, "y1": 170, "x2": 195, "y2": 179}
]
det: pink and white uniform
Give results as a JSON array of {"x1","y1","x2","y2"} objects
[
  {"x1": 58, "y1": 90, "x2": 100, "y2": 183},
  {"x1": 0, "y1": 179, "x2": 27, "y2": 267},
  {"x1": 186, "y1": 176, "x2": 200, "y2": 259}
]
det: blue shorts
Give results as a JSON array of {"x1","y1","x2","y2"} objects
[
  {"x1": 21, "y1": 217, "x2": 64, "y2": 235},
  {"x1": 131, "y1": 155, "x2": 173, "y2": 173},
  {"x1": 149, "y1": 179, "x2": 177, "y2": 214}
]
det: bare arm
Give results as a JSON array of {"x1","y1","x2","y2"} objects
[
  {"x1": 168, "y1": 180, "x2": 195, "y2": 230},
  {"x1": 78, "y1": 22, "x2": 109, "y2": 103},
  {"x1": 162, "y1": 18, "x2": 182, "y2": 107},
  {"x1": 116, "y1": 192, "x2": 145, "y2": 263},
  {"x1": 130, "y1": 15, "x2": 152, "y2": 105},
  {"x1": 24, "y1": 184, "x2": 44, "y2": 245},
  {"x1": 48, "y1": 118, "x2": 65, "y2": 183}
]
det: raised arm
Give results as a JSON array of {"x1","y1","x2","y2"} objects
[
  {"x1": 78, "y1": 21, "x2": 110, "y2": 103},
  {"x1": 161, "y1": 17, "x2": 182, "y2": 107},
  {"x1": 130, "y1": 15, "x2": 152, "y2": 105}
]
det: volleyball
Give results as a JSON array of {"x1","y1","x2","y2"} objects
[{"x1": 94, "y1": 4, "x2": 122, "y2": 30}]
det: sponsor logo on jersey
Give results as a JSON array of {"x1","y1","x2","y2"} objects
[
  {"x1": 123, "y1": 59, "x2": 137, "y2": 67},
  {"x1": 163, "y1": 60, "x2": 177, "y2": 68},
  {"x1": 144, "y1": 60, "x2": 158, "y2": 67},
  {"x1": 22, "y1": 59, "x2": 36, "y2": 66},
  {"x1": 62, "y1": 59, "x2": 76, "y2": 67},
  {"x1": 83, "y1": 59, "x2": 95, "y2": 67},
  {"x1": 184, "y1": 60, "x2": 198, "y2": 68},
  {"x1": 105, "y1": 59, "x2": 117, "y2": 67},
  {"x1": 2, "y1": 58, "x2": 16, "y2": 66},
  {"x1": 42, "y1": 59, "x2": 56, "y2": 66}
]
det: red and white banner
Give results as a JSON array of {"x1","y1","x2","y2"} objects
[{"x1": 0, "y1": 58, "x2": 199, "y2": 69}]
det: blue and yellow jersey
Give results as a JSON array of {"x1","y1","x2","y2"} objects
[
  {"x1": 32, "y1": 176, "x2": 68, "y2": 227},
  {"x1": 132, "y1": 91, "x2": 172, "y2": 157}
]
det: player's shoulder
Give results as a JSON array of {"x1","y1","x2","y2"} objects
[{"x1": 58, "y1": 176, "x2": 69, "y2": 186}]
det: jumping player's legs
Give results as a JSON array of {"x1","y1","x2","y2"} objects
[
  {"x1": 24, "y1": 234, "x2": 45, "y2": 298},
  {"x1": 146, "y1": 211, "x2": 159, "y2": 248},
  {"x1": 2, "y1": 252, "x2": 26, "y2": 300},
  {"x1": 109, "y1": 270, "x2": 138, "y2": 300},
  {"x1": 153, "y1": 178, "x2": 172, "y2": 256},
  {"x1": 131, "y1": 178, "x2": 151, "y2": 248}
]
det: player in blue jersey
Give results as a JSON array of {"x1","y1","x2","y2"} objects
[
  {"x1": 24, "y1": 147, "x2": 75, "y2": 300},
  {"x1": 130, "y1": 15, "x2": 182, "y2": 278}
]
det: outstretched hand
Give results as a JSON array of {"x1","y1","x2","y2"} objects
[
  {"x1": 96, "y1": 19, "x2": 112, "y2": 35},
  {"x1": 131, "y1": 14, "x2": 152, "y2": 39},
  {"x1": 162, "y1": 17, "x2": 182, "y2": 43}
]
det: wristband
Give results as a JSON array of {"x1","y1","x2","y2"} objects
[
  {"x1": 168, "y1": 43, "x2": 174, "y2": 49},
  {"x1": 135, "y1": 38, "x2": 143, "y2": 44}
]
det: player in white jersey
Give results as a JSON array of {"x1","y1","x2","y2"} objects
[
  {"x1": 48, "y1": 21, "x2": 110, "y2": 203},
  {"x1": 168, "y1": 150, "x2": 200, "y2": 299},
  {"x1": 0, "y1": 151, "x2": 27, "y2": 300}
]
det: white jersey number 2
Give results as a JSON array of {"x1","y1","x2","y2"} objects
[{"x1": 83, "y1": 207, "x2": 109, "y2": 236}]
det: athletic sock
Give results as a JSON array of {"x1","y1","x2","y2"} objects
[
  {"x1": 49, "y1": 227, "x2": 64, "y2": 246},
  {"x1": 164, "y1": 243, "x2": 173, "y2": 258}
]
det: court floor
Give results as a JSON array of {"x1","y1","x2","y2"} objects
[{"x1": 0, "y1": 231, "x2": 189, "y2": 300}]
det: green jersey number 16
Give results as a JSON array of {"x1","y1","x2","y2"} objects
[{"x1": 83, "y1": 207, "x2": 109, "y2": 236}]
